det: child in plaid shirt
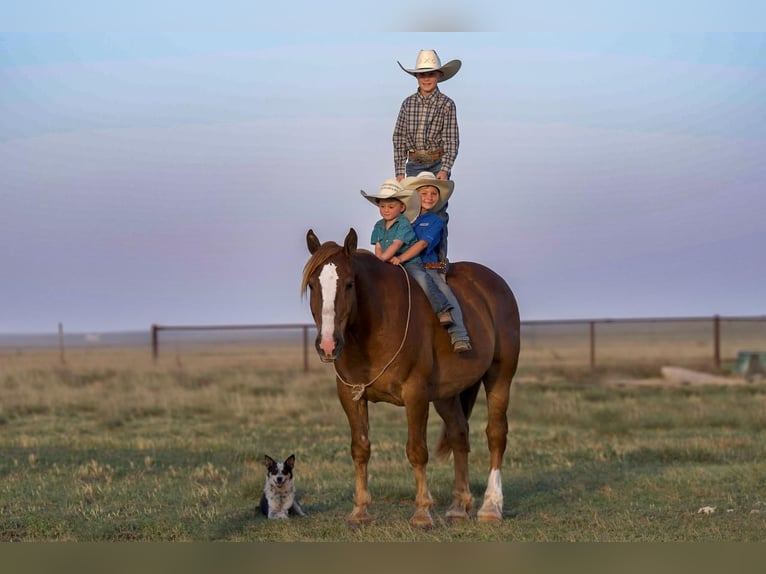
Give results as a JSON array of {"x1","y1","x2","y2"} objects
[{"x1": 393, "y1": 49, "x2": 462, "y2": 267}]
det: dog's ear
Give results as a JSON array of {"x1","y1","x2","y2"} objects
[
  {"x1": 284, "y1": 454, "x2": 296, "y2": 469},
  {"x1": 264, "y1": 455, "x2": 276, "y2": 467}
]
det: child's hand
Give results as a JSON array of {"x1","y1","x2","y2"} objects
[{"x1": 390, "y1": 256, "x2": 401, "y2": 266}]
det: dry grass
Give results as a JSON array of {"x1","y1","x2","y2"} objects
[
  {"x1": 1, "y1": 343, "x2": 309, "y2": 374},
  {"x1": 2, "y1": 331, "x2": 766, "y2": 541}
]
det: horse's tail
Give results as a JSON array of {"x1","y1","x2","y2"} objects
[{"x1": 434, "y1": 381, "x2": 482, "y2": 461}]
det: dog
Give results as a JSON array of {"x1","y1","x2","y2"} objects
[{"x1": 259, "y1": 454, "x2": 306, "y2": 519}]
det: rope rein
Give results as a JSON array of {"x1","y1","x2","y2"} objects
[{"x1": 334, "y1": 264, "x2": 412, "y2": 401}]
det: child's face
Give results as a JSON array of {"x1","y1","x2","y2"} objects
[
  {"x1": 377, "y1": 198, "x2": 405, "y2": 221},
  {"x1": 416, "y1": 71, "x2": 442, "y2": 95},
  {"x1": 417, "y1": 185, "x2": 440, "y2": 211}
]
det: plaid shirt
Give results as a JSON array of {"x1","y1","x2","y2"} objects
[{"x1": 392, "y1": 87, "x2": 459, "y2": 177}]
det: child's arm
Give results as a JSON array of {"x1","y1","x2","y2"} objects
[
  {"x1": 391, "y1": 239, "x2": 428, "y2": 265},
  {"x1": 376, "y1": 240, "x2": 404, "y2": 262}
]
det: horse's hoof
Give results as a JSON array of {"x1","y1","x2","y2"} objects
[
  {"x1": 477, "y1": 510, "x2": 503, "y2": 523},
  {"x1": 347, "y1": 510, "x2": 373, "y2": 528},
  {"x1": 445, "y1": 507, "x2": 470, "y2": 522},
  {"x1": 409, "y1": 511, "x2": 435, "y2": 530},
  {"x1": 477, "y1": 497, "x2": 503, "y2": 523},
  {"x1": 409, "y1": 519, "x2": 435, "y2": 530}
]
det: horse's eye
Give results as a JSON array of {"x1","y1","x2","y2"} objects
[{"x1": 345, "y1": 281, "x2": 354, "y2": 290}]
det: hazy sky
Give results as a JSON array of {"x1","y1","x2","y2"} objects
[{"x1": 2, "y1": 7, "x2": 765, "y2": 333}]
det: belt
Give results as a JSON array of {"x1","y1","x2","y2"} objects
[
  {"x1": 424, "y1": 262, "x2": 448, "y2": 271},
  {"x1": 408, "y1": 148, "x2": 444, "y2": 162}
]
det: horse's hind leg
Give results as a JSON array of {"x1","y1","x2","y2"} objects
[
  {"x1": 435, "y1": 383, "x2": 480, "y2": 460},
  {"x1": 478, "y1": 365, "x2": 512, "y2": 523},
  {"x1": 433, "y1": 396, "x2": 473, "y2": 521}
]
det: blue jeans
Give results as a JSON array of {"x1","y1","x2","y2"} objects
[
  {"x1": 405, "y1": 159, "x2": 445, "y2": 178},
  {"x1": 406, "y1": 159, "x2": 450, "y2": 264},
  {"x1": 427, "y1": 269, "x2": 470, "y2": 343},
  {"x1": 404, "y1": 261, "x2": 452, "y2": 316}
]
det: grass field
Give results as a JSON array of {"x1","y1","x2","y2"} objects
[{"x1": 1, "y1": 344, "x2": 765, "y2": 541}]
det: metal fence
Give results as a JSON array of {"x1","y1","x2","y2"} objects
[
  {"x1": 151, "y1": 315, "x2": 766, "y2": 373},
  {"x1": 151, "y1": 322, "x2": 313, "y2": 370},
  {"x1": 521, "y1": 315, "x2": 766, "y2": 371}
]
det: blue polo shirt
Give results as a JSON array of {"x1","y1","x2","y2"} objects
[
  {"x1": 410, "y1": 211, "x2": 443, "y2": 264},
  {"x1": 371, "y1": 214, "x2": 422, "y2": 263}
]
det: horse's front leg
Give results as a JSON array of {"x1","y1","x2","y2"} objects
[
  {"x1": 337, "y1": 381, "x2": 373, "y2": 526},
  {"x1": 404, "y1": 393, "x2": 434, "y2": 529}
]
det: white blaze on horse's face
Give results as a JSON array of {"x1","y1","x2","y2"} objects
[{"x1": 318, "y1": 263, "x2": 339, "y2": 357}]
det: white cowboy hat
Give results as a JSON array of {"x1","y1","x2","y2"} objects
[
  {"x1": 397, "y1": 49, "x2": 461, "y2": 82},
  {"x1": 401, "y1": 171, "x2": 454, "y2": 213},
  {"x1": 360, "y1": 179, "x2": 420, "y2": 222}
]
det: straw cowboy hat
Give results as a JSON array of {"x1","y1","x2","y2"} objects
[
  {"x1": 402, "y1": 171, "x2": 454, "y2": 213},
  {"x1": 360, "y1": 179, "x2": 420, "y2": 222},
  {"x1": 398, "y1": 49, "x2": 461, "y2": 82}
]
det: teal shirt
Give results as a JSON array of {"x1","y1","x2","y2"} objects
[{"x1": 370, "y1": 214, "x2": 422, "y2": 264}]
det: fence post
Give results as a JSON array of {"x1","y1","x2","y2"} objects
[
  {"x1": 713, "y1": 315, "x2": 721, "y2": 370},
  {"x1": 151, "y1": 324, "x2": 159, "y2": 362},
  {"x1": 589, "y1": 320, "x2": 596, "y2": 369},
  {"x1": 302, "y1": 324, "x2": 309, "y2": 373},
  {"x1": 58, "y1": 322, "x2": 66, "y2": 365}
]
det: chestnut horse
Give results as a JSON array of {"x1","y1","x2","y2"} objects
[{"x1": 302, "y1": 228, "x2": 520, "y2": 528}]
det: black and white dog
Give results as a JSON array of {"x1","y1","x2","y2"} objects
[{"x1": 259, "y1": 454, "x2": 306, "y2": 519}]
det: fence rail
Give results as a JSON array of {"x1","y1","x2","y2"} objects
[
  {"x1": 522, "y1": 314, "x2": 766, "y2": 370},
  {"x1": 151, "y1": 315, "x2": 766, "y2": 373},
  {"x1": 151, "y1": 322, "x2": 313, "y2": 371}
]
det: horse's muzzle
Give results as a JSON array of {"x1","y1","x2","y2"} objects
[{"x1": 315, "y1": 335, "x2": 344, "y2": 362}]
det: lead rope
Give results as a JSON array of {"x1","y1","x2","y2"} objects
[{"x1": 334, "y1": 264, "x2": 413, "y2": 401}]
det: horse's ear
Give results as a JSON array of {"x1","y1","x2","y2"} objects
[
  {"x1": 307, "y1": 229, "x2": 321, "y2": 254},
  {"x1": 344, "y1": 228, "x2": 358, "y2": 255}
]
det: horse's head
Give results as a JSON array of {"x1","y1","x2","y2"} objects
[{"x1": 302, "y1": 228, "x2": 358, "y2": 362}]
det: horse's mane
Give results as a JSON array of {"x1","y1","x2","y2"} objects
[{"x1": 301, "y1": 244, "x2": 376, "y2": 297}]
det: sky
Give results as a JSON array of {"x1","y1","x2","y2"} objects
[{"x1": 1, "y1": 4, "x2": 765, "y2": 334}]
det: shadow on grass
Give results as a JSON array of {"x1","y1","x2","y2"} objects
[
  {"x1": 212, "y1": 507, "x2": 259, "y2": 540},
  {"x1": 505, "y1": 460, "x2": 627, "y2": 517}
]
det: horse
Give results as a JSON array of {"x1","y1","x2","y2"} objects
[{"x1": 301, "y1": 228, "x2": 520, "y2": 528}]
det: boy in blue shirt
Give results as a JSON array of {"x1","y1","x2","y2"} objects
[
  {"x1": 392, "y1": 172, "x2": 471, "y2": 352},
  {"x1": 361, "y1": 179, "x2": 455, "y2": 329}
]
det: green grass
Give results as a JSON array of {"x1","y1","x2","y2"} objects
[{"x1": 1, "y1": 359, "x2": 765, "y2": 541}]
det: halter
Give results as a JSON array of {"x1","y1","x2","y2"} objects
[{"x1": 334, "y1": 264, "x2": 413, "y2": 401}]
